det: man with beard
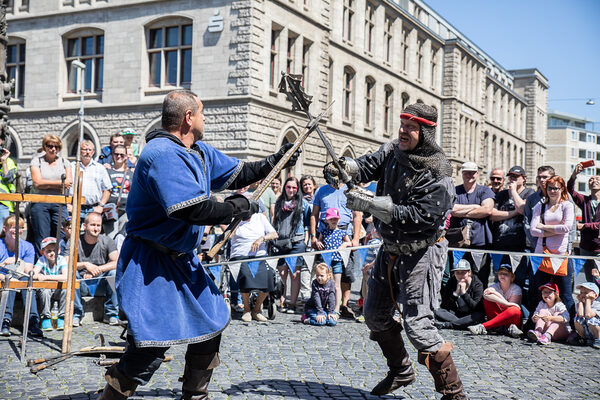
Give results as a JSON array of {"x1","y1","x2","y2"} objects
[
  {"x1": 98, "y1": 90, "x2": 299, "y2": 399},
  {"x1": 323, "y1": 104, "x2": 465, "y2": 399}
]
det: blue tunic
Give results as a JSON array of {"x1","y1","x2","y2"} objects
[{"x1": 116, "y1": 136, "x2": 241, "y2": 347}]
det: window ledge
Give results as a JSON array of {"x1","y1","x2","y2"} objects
[
  {"x1": 144, "y1": 87, "x2": 184, "y2": 97},
  {"x1": 63, "y1": 93, "x2": 102, "y2": 101},
  {"x1": 364, "y1": 51, "x2": 373, "y2": 57},
  {"x1": 342, "y1": 39, "x2": 353, "y2": 47},
  {"x1": 364, "y1": 126, "x2": 373, "y2": 132},
  {"x1": 269, "y1": 89, "x2": 280, "y2": 98},
  {"x1": 10, "y1": 98, "x2": 23, "y2": 106},
  {"x1": 342, "y1": 119, "x2": 353, "y2": 127}
]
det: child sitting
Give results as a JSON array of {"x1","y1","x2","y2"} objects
[
  {"x1": 302, "y1": 263, "x2": 337, "y2": 326},
  {"x1": 317, "y1": 208, "x2": 351, "y2": 314},
  {"x1": 571, "y1": 282, "x2": 600, "y2": 348},
  {"x1": 527, "y1": 282, "x2": 570, "y2": 345},
  {"x1": 33, "y1": 237, "x2": 68, "y2": 331}
]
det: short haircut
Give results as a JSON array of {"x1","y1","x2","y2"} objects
[
  {"x1": 162, "y1": 90, "x2": 199, "y2": 132},
  {"x1": 81, "y1": 139, "x2": 95, "y2": 149},
  {"x1": 113, "y1": 144, "x2": 127, "y2": 153},
  {"x1": 42, "y1": 134, "x2": 62, "y2": 150},
  {"x1": 111, "y1": 133, "x2": 123, "y2": 141},
  {"x1": 537, "y1": 166, "x2": 555, "y2": 176},
  {"x1": 84, "y1": 212, "x2": 103, "y2": 225}
]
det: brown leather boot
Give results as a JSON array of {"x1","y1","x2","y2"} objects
[
  {"x1": 369, "y1": 325, "x2": 416, "y2": 396},
  {"x1": 179, "y1": 352, "x2": 220, "y2": 400},
  {"x1": 98, "y1": 365, "x2": 139, "y2": 400},
  {"x1": 418, "y1": 342, "x2": 467, "y2": 400}
]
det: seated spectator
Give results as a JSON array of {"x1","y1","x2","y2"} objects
[
  {"x1": 0, "y1": 216, "x2": 43, "y2": 337},
  {"x1": 228, "y1": 212, "x2": 279, "y2": 322},
  {"x1": 317, "y1": 207, "x2": 351, "y2": 317},
  {"x1": 435, "y1": 259, "x2": 484, "y2": 330},
  {"x1": 30, "y1": 134, "x2": 72, "y2": 254},
  {"x1": 59, "y1": 216, "x2": 72, "y2": 255},
  {"x1": 272, "y1": 177, "x2": 310, "y2": 313},
  {"x1": 527, "y1": 283, "x2": 569, "y2": 345},
  {"x1": 33, "y1": 237, "x2": 68, "y2": 331},
  {"x1": 468, "y1": 264, "x2": 523, "y2": 338},
  {"x1": 487, "y1": 168, "x2": 505, "y2": 195},
  {"x1": 301, "y1": 263, "x2": 337, "y2": 326},
  {"x1": 568, "y1": 163, "x2": 600, "y2": 286},
  {"x1": 571, "y1": 282, "x2": 600, "y2": 348},
  {"x1": 65, "y1": 212, "x2": 119, "y2": 327},
  {"x1": 530, "y1": 175, "x2": 575, "y2": 321}
]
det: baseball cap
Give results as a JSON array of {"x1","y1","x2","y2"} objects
[
  {"x1": 497, "y1": 263, "x2": 513, "y2": 273},
  {"x1": 577, "y1": 282, "x2": 599, "y2": 296},
  {"x1": 122, "y1": 128, "x2": 135, "y2": 135},
  {"x1": 461, "y1": 162, "x2": 478, "y2": 172},
  {"x1": 538, "y1": 282, "x2": 559, "y2": 295},
  {"x1": 451, "y1": 259, "x2": 471, "y2": 272},
  {"x1": 40, "y1": 237, "x2": 57, "y2": 250},
  {"x1": 325, "y1": 208, "x2": 341, "y2": 220},
  {"x1": 507, "y1": 166, "x2": 526, "y2": 176}
]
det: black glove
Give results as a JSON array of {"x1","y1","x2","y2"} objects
[
  {"x1": 267, "y1": 143, "x2": 302, "y2": 169},
  {"x1": 323, "y1": 158, "x2": 350, "y2": 188},
  {"x1": 224, "y1": 194, "x2": 260, "y2": 220}
]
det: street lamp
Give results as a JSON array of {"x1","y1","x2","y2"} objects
[{"x1": 71, "y1": 59, "x2": 86, "y2": 163}]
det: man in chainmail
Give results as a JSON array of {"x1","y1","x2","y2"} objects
[{"x1": 323, "y1": 103, "x2": 466, "y2": 400}]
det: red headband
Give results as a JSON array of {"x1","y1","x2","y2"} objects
[{"x1": 400, "y1": 113, "x2": 437, "y2": 127}]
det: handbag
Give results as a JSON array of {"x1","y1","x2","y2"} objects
[
  {"x1": 537, "y1": 203, "x2": 569, "y2": 276},
  {"x1": 446, "y1": 220, "x2": 472, "y2": 248},
  {"x1": 271, "y1": 238, "x2": 293, "y2": 254}
]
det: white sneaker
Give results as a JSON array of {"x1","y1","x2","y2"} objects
[
  {"x1": 507, "y1": 324, "x2": 523, "y2": 338},
  {"x1": 241, "y1": 312, "x2": 252, "y2": 322},
  {"x1": 251, "y1": 311, "x2": 268, "y2": 322},
  {"x1": 468, "y1": 324, "x2": 487, "y2": 335},
  {"x1": 72, "y1": 317, "x2": 81, "y2": 327}
]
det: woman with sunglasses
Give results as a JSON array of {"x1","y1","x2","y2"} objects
[
  {"x1": 272, "y1": 176, "x2": 311, "y2": 313},
  {"x1": 530, "y1": 175, "x2": 576, "y2": 323},
  {"x1": 30, "y1": 134, "x2": 72, "y2": 254}
]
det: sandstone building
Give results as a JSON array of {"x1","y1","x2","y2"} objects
[{"x1": 6, "y1": 0, "x2": 547, "y2": 183}]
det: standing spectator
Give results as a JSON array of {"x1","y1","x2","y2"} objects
[
  {"x1": 121, "y1": 128, "x2": 139, "y2": 157},
  {"x1": 104, "y1": 144, "x2": 133, "y2": 238},
  {"x1": 272, "y1": 177, "x2": 310, "y2": 313},
  {"x1": 568, "y1": 163, "x2": 600, "y2": 285},
  {"x1": 33, "y1": 237, "x2": 68, "y2": 331},
  {"x1": 300, "y1": 175, "x2": 317, "y2": 203},
  {"x1": 248, "y1": 179, "x2": 276, "y2": 221},
  {"x1": 572, "y1": 282, "x2": 600, "y2": 348},
  {"x1": 435, "y1": 259, "x2": 484, "y2": 330},
  {"x1": 30, "y1": 134, "x2": 72, "y2": 254},
  {"x1": 310, "y1": 182, "x2": 363, "y2": 319},
  {"x1": 65, "y1": 212, "x2": 120, "y2": 327},
  {"x1": 301, "y1": 263, "x2": 337, "y2": 326},
  {"x1": 270, "y1": 177, "x2": 282, "y2": 198},
  {"x1": 228, "y1": 212, "x2": 279, "y2": 322},
  {"x1": 530, "y1": 175, "x2": 575, "y2": 321},
  {"x1": 468, "y1": 264, "x2": 523, "y2": 337},
  {"x1": 0, "y1": 136, "x2": 17, "y2": 222},
  {"x1": 125, "y1": 146, "x2": 138, "y2": 168},
  {"x1": 98, "y1": 133, "x2": 124, "y2": 165},
  {"x1": 524, "y1": 166, "x2": 555, "y2": 251},
  {"x1": 0, "y1": 216, "x2": 43, "y2": 337},
  {"x1": 71, "y1": 140, "x2": 112, "y2": 222},
  {"x1": 488, "y1": 168, "x2": 505, "y2": 195},
  {"x1": 449, "y1": 161, "x2": 495, "y2": 286},
  {"x1": 527, "y1": 282, "x2": 570, "y2": 345}
]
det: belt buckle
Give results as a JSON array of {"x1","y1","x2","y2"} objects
[{"x1": 399, "y1": 243, "x2": 411, "y2": 255}]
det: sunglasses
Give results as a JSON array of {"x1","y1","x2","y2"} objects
[
  {"x1": 46, "y1": 144, "x2": 60, "y2": 150},
  {"x1": 490, "y1": 177, "x2": 503, "y2": 182},
  {"x1": 113, "y1": 153, "x2": 126, "y2": 157},
  {"x1": 547, "y1": 186, "x2": 561, "y2": 192}
]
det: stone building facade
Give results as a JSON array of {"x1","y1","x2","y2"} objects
[{"x1": 5, "y1": 0, "x2": 547, "y2": 184}]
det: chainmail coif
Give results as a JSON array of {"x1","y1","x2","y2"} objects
[{"x1": 395, "y1": 103, "x2": 452, "y2": 179}]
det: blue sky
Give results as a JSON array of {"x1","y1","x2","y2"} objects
[{"x1": 423, "y1": 0, "x2": 600, "y2": 130}]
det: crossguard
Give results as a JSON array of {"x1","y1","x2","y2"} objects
[{"x1": 278, "y1": 73, "x2": 312, "y2": 113}]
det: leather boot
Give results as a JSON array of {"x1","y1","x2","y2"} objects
[
  {"x1": 179, "y1": 352, "x2": 220, "y2": 400},
  {"x1": 369, "y1": 324, "x2": 416, "y2": 396},
  {"x1": 417, "y1": 342, "x2": 467, "y2": 400},
  {"x1": 98, "y1": 365, "x2": 139, "y2": 400}
]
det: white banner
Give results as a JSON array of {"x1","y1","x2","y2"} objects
[
  {"x1": 339, "y1": 248, "x2": 352, "y2": 268},
  {"x1": 302, "y1": 253, "x2": 316, "y2": 271}
]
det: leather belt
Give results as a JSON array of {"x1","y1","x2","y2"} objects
[
  {"x1": 130, "y1": 235, "x2": 187, "y2": 262},
  {"x1": 384, "y1": 232, "x2": 445, "y2": 256}
]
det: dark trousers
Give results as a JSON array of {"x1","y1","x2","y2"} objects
[
  {"x1": 117, "y1": 334, "x2": 222, "y2": 385},
  {"x1": 434, "y1": 308, "x2": 484, "y2": 330},
  {"x1": 30, "y1": 202, "x2": 66, "y2": 254},
  {"x1": 3, "y1": 276, "x2": 40, "y2": 322}
]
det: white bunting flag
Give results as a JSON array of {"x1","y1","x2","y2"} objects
[{"x1": 340, "y1": 248, "x2": 352, "y2": 269}]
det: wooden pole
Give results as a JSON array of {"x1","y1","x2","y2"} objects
[{"x1": 61, "y1": 168, "x2": 82, "y2": 354}]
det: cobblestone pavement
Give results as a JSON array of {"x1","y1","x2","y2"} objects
[{"x1": 2, "y1": 307, "x2": 600, "y2": 400}]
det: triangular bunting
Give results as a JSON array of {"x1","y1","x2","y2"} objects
[
  {"x1": 321, "y1": 251, "x2": 333, "y2": 267},
  {"x1": 302, "y1": 253, "x2": 316, "y2": 271},
  {"x1": 285, "y1": 256, "x2": 298, "y2": 274},
  {"x1": 339, "y1": 248, "x2": 352, "y2": 269},
  {"x1": 247, "y1": 261, "x2": 261, "y2": 278},
  {"x1": 490, "y1": 253, "x2": 503, "y2": 272},
  {"x1": 105, "y1": 275, "x2": 116, "y2": 293},
  {"x1": 206, "y1": 264, "x2": 222, "y2": 284},
  {"x1": 573, "y1": 258, "x2": 587, "y2": 276},
  {"x1": 452, "y1": 251, "x2": 465, "y2": 267},
  {"x1": 86, "y1": 278, "x2": 100, "y2": 297},
  {"x1": 265, "y1": 258, "x2": 279, "y2": 271},
  {"x1": 357, "y1": 248, "x2": 369, "y2": 267},
  {"x1": 529, "y1": 256, "x2": 543, "y2": 274},
  {"x1": 509, "y1": 255, "x2": 523, "y2": 270},
  {"x1": 471, "y1": 252, "x2": 484, "y2": 269},
  {"x1": 229, "y1": 263, "x2": 241, "y2": 279}
]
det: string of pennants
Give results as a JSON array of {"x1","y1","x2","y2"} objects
[
  {"x1": 451, "y1": 250, "x2": 592, "y2": 276},
  {"x1": 77, "y1": 275, "x2": 116, "y2": 297}
]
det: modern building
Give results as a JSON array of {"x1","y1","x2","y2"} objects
[
  {"x1": 5, "y1": 0, "x2": 548, "y2": 183},
  {"x1": 546, "y1": 111, "x2": 600, "y2": 193}
]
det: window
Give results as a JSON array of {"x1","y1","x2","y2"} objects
[
  {"x1": 430, "y1": 47, "x2": 438, "y2": 88},
  {"x1": 401, "y1": 28, "x2": 409, "y2": 72},
  {"x1": 571, "y1": 148, "x2": 577, "y2": 158},
  {"x1": 383, "y1": 15, "x2": 393, "y2": 64},
  {"x1": 383, "y1": 85, "x2": 393, "y2": 133},
  {"x1": 579, "y1": 132, "x2": 586, "y2": 142},
  {"x1": 571, "y1": 130, "x2": 577, "y2": 141},
  {"x1": 364, "y1": 2, "x2": 375, "y2": 54},
  {"x1": 286, "y1": 33, "x2": 297, "y2": 74},
  {"x1": 148, "y1": 23, "x2": 192, "y2": 88},
  {"x1": 343, "y1": 67, "x2": 355, "y2": 121},
  {"x1": 343, "y1": 0, "x2": 354, "y2": 42},
  {"x1": 364, "y1": 77, "x2": 375, "y2": 128},
  {"x1": 578, "y1": 182, "x2": 586, "y2": 192},
  {"x1": 270, "y1": 27, "x2": 281, "y2": 89},
  {"x1": 301, "y1": 39, "x2": 311, "y2": 89},
  {"x1": 65, "y1": 31, "x2": 104, "y2": 94},
  {"x1": 579, "y1": 149, "x2": 586, "y2": 158},
  {"x1": 7, "y1": 40, "x2": 25, "y2": 100},
  {"x1": 401, "y1": 92, "x2": 409, "y2": 110},
  {"x1": 587, "y1": 134, "x2": 595, "y2": 143},
  {"x1": 416, "y1": 37, "x2": 424, "y2": 80}
]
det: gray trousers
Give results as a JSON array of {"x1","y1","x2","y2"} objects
[
  {"x1": 299, "y1": 263, "x2": 312, "y2": 299},
  {"x1": 38, "y1": 288, "x2": 66, "y2": 319},
  {"x1": 364, "y1": 240, "x2": 447, "y2": 352}
]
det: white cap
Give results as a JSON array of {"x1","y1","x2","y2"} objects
[{"x1": 461, "y1": 162, "x2": 478, "y2": 172}]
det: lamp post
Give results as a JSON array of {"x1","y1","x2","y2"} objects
[{"x1": 71, "y1": 59, "x2": 86, "y2": 163}]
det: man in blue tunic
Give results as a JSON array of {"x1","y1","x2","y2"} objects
[{"x1": 99, "y1": 90, "x2": 299, "y2": 400}]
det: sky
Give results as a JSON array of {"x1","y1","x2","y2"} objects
[{"x1": 423, "y1": 0, "x2": 600, "y2": 131}]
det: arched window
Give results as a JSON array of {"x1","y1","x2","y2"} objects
[
  {"x1": 64, "y1": 28, "x2": 104, "y2": 94},
  {"x1": 343, "y1": 66, "x2": 355, "y2": 121},
  {"x1": 383, "y1": 85, "x2": 393, "y2": 134},
  {"x1": 146, "y1": 17, "x2": 193, "y2": 88},
  {"x1": 401, "y1": 92, "x2": 410, "y2": 109},
  {"x1": 364, "y1": 76, "x2": 375, "y2": 128},
  {"x1": 61, "y1": 123, "x2": 99, "y2": 160}
]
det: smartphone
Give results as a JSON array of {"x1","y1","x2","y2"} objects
[{"x1": 581, "y1": 160, "x2": 595, "y2": 169}]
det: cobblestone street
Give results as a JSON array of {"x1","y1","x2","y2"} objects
[{"x1": 2, "y1": 305, "x2": 599, "y2": 400}]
